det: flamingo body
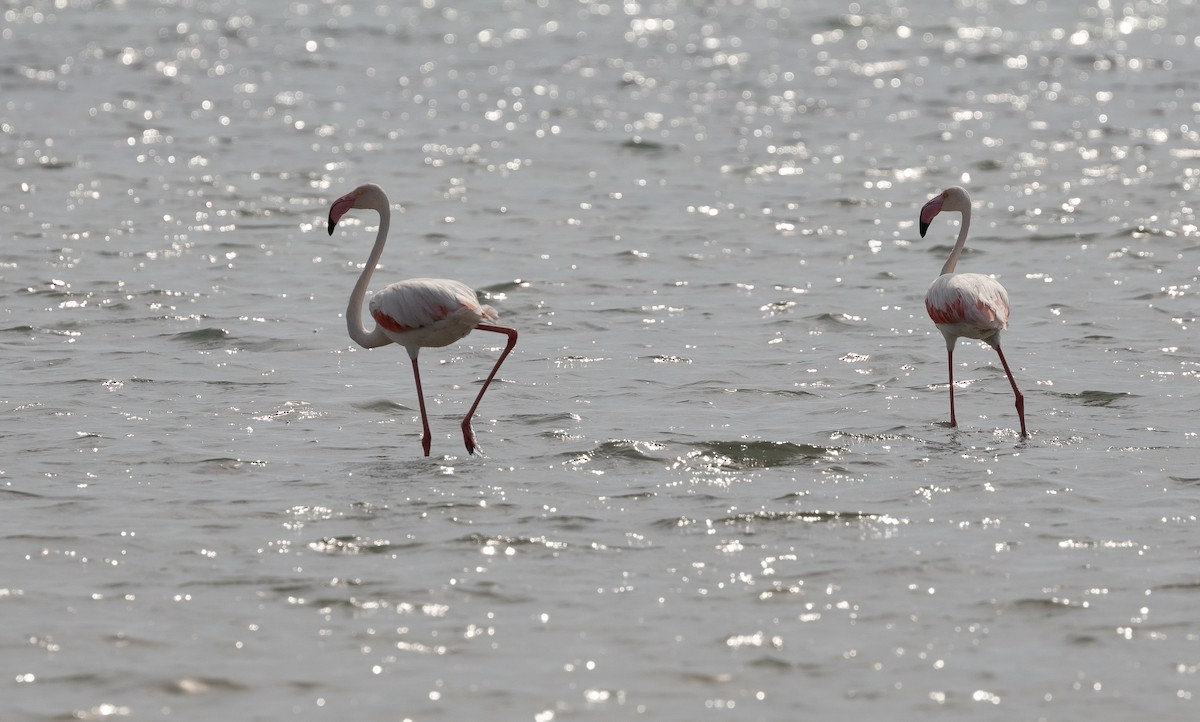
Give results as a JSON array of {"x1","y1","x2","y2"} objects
[
  {"x1": 369, "y1": 278, "x2": 496, "y2": 349},
  {"x1": 330, "y1": 183, "x2": 518, "y2": 456},
  {"x1": 919, "y1": 186, "x2": 1027, "y2": 437},
  {"x1": 925, "y1": 272, "x2": 1009, "y2": 339}
]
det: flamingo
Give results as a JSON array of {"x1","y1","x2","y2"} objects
[
  {"x1": 329, "y1": 182, "x2": 518, "y2": 456},
  {"x1": 919, "y1": 186, "x2": 1027, "y2": 437}
]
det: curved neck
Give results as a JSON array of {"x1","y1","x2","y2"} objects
[
  {"x1": 346, "y1": 203, "x2": 393, "y2": 349},
  {"x1": 940, "y1": 204, "x2": 971, "y2": 275}
]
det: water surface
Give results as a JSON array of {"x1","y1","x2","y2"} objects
[{"x1": 3, "y1": 0, "x2": 1199, "y2": 719}]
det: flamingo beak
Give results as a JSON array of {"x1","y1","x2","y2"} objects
[
  {"x1": 327, "y1": 192, "x2": 357, "y2": 235},
  {"x1": 918, "y1": 194, "x2": 944, "y2": 238}
]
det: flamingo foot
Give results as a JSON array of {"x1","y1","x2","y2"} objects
[{"x1": 462, "y1": 419, "x2": 479, "y2": 455}]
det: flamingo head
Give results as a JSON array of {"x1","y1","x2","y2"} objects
[
  {"x1": 328, "y1": 183, "x2": 387, "y2": 235},
  {"x1": 919, "y1": 186, "x2": 970, "y2": 237}
]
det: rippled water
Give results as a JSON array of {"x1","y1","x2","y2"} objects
[{"x1": 3, "y1": 0, "x2": 1199, "y2": 719}]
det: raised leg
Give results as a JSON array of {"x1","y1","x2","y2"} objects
[
  {"x1": 461, "y1": 324, "x2": 518, "y2": 455},
  {"x1": 991, "y1": 343, "x2": 1027, "y2": 438},
  {"x1": 410, "y1": 354, "x2": 432, "y2": 456}
]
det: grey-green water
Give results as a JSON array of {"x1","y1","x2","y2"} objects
[{"x1": 3, "y1": 1, "x2": 1199, "y2": 719}]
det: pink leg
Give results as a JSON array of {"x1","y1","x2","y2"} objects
[
  {"x1": 946, "y1": 344, "x2": 958, "y2": 428},
  {"x1": 461, "y1": 324, "x2": 518, "y2": 455},
  {"x1": 991, "y1": 343, "x2": 1027, "y2": 438},
  {"x1": 409, "y1": 355, "x2": 432, "y2": 456}
]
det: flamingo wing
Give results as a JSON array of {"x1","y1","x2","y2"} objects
[
  {"x1": 369, "y1": 278, "x2": 498, "y2": 347},
  {"x1": 926, "y1": 273, "x2": 1009, "y2": 339}
]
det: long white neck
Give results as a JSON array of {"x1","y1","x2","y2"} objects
[
  {"x1": 346, "y1": 201, "x2": 393, "y2": 349},
  {"x1": 940, "y1": 204, "x2": 971, "y2": 275}
]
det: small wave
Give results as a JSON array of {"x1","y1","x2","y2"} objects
[
  {"x1": 717, "y1": 386, "x2": 819, "y2": 398},
  {"x1": 184, "y1": 457, "x2": 267, "y2": 473},
  {"x1": 809, "y1": 312, "x2": 867, "y2": 328},
  {"x1": 458, "y1": 533, "x2": 569, "y2": 551},
  {"x1": 307, "y1": 535, "x2": 399, "y2": 555},
  {"x1": 575, "y1": 439, "x2": 670, "y2": 463},
  {"x1": 1026, "y1": 231, "x2": 1101, "y2": 243},
  {"x1": 162, "y1": 676, "x2": 248, "y2": 695},
  {"x1": 1001, "y1": 597, "x2": 1088, "y2": 613},
  {"x1": 658, "y1": 509, "x2": 905, "y2": 530},
  {"x1": 1060, "y1": 389, "x2": 1133, "y2": 407},
  {"x1": 643, "y1": 354, "x2": 692, "y2": 364},
  {"x1": 354, "y1": 399, "x2": 414, "y2": 413},
  {"x1": 167, "y1": 327, "x2": 231, "y2": 348},
  {"x1": 478, "y1": 278, "x2": 530, "y2": 295},
  {"x1": 685, "y1": 440, "x2": 839, "y2": 469},
  {"x1": 619, "y1": 137, "x2": 670, "y2": 153}
]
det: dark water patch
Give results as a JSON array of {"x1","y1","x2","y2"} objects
[
  {"x1": 1124, "y1": 224, "x2": 1178, "y2": 239},
  {"x1": 458, "y1": 579, "x2": 537, "y2": 603},
  {"x1": 575, "y1": 439, "x2": 670, "y2": 464},
  {"x1": 760, "y1": 299, "x2": 799, "y2": 315},
  {"x1": 458, "y1": 532, "x2": 569, "y2": 551},
  {"x1": 809, "y1": 312, "x2": 867, "y2": 329},
  {"x1": 684, "y1": 440, "x2": 839, "y2": 469},
  {"x1": 237, "y1": 338, "x2": 325, "y2": 353},
  {"x1": 478, "y1": 279, "x2": 529, "y2": 295},
  {"x1": 641, "y1": 354, "x2": 693, "y2": 363},
  {"x1": 601, "y1": 490, "x2": 657, "y2": 501},
  {"x1": 1153, "y1": 580, "x2": 1200, "y2": 592},
  {"x1": 619, "y1": 137, "x2": 670, "y2": 153},
  {"x1": 773, "y1": 491, "x2": 811, "y2": 503},
  {"x1": 1169, "y1": 475, "x2": 1200, "y2": 485},
  {"x1": 536, "y1": 514, "x2": 603, "y2": 532},
  {"x1": 420, "y1": 500, "x2": 498, "y2": 512},
  {"x1": 658, "y1": 509, "x2": 900, "y2": 530},
  {"x1": 515, "y1": 412, "x2": 582, "y2": 424},
  {"x1": 1026, "y1": 231, "x2": 1102, "y2": 243},
  {"x1": 829, "y1": 429, "x2": 917, "y2": 442},
  {"x1": 926, "y1": 243, "x2": 984, "y2": 256},
  {"x1": 354, "y1": 399, "x2": 415, "y2": 413},
  {"x1": 541, "y1": 429, "x2": 585, "y2": 442},
  {"x1": 180, "y1": 457, "x2": 268, "y2": 473},
  {"x1": 166, "y1": 327, "x2": 232, "y2": 349},
  {"x1": 1058, "y1": 389, "x2": 1134, "y2": 407},
  {"x1": 1000, "y1": 597, "x2": 1087, "y2": 613},
  {"x1": 747, "y1": 655, "x2": 795, "y2": 670},
  {"x1": 719, "y1": 386, "x2": 819, "y2": 398},
  {"x1": 714, "y1": 509, "x2": 900, "y2": 526},
  {"x1": 35, "y1": 157, "x2": 73, "y2": 170}
]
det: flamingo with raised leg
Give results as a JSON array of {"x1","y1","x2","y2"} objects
[
  {"x1": 330, "y1": 182, "x2": 518, "y2": 456},
  {"x1": 919, "y1": 186, "x2": 1027, "y2": 437}
]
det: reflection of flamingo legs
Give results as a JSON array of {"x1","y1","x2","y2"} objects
[
  {"x1": 920, "y1": 186, "x2": 1027, "y2": 437},
  {"x1": 330, "y1": 182, "x2": 519, "y2": 455}
]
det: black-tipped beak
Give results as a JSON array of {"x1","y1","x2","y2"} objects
[
  {"x1": 919, "y1": 220, "x2": 929, "y2": 238},
  {"x1": 327, "y1": 215, "x2": 336, "y2": 236}
]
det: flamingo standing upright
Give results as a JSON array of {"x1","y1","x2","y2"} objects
[
  {"x1": 330, "y1": 182, "x2": 518, "y2": 456},
  {"x1": 919, "y1": 186, "x2": 1027, "y2": 437}
]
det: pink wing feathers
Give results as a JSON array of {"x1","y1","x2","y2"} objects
[
  {"x1": 925, "y1": 272, "x2": 1009, "y2": 340},
  {"x1": 368, "y1": 278, "x2": 499, "y2": 348}
]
